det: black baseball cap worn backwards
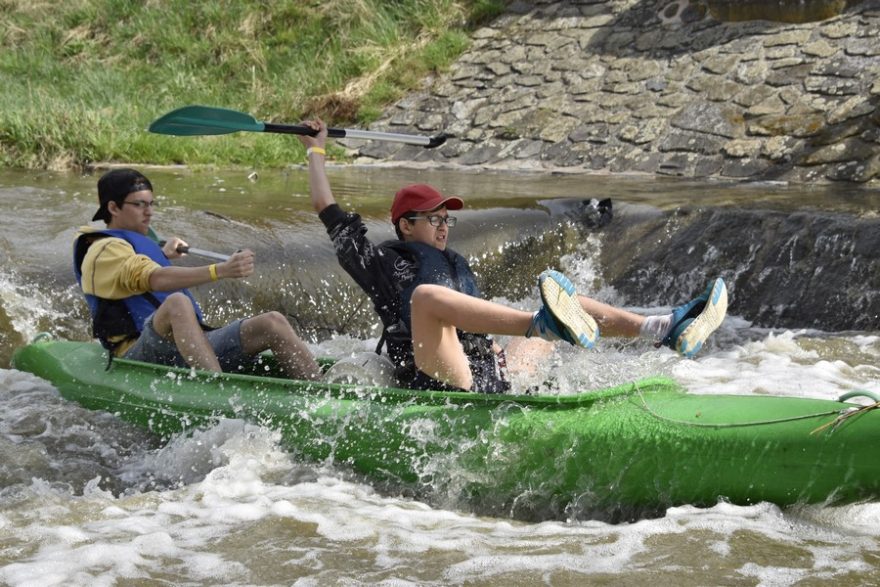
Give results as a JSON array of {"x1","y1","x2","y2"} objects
[{"x1": 93, "y1": 168, "x2": 153, "y2": 222}]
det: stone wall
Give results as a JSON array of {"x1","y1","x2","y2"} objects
[{"x1": 356, "y1": 0, "x2": 880, "y2": 183}]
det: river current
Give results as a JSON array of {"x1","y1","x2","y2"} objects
[{"x1": 1, "y1": 165, "x2": 879, "y2": 586}]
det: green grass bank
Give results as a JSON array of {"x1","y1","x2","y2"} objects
[{"x1": 0, "y1": 0, "x2": 503, "y2": 170}]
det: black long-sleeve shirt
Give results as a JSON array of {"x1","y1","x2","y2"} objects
[{"x1": 318, "y1": 203, "x2": 417, "y2": 328}]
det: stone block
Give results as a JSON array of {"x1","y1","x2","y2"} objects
[
  {"x1": 670, "y1": 102, "x2": 744, "y2": 139},
  {"x1": 824, "y1": 159, "x2": 880, "y2": 182},
  {"x1": 569, "y1": 123, "x2": 610, "y2": 144},
  {"x1": 827, "y1": 96, "x2": 875, "y2": 125},
  {"x1": 659, "y1": 129, "x2": 726, "y2": 155},
  {"x1": 657, "y1": 152, "x2": 695, "y2": 176},
  {"x1": 820, "y1": 21, "x2": 858, "y2": 39},
  {"x1": 804, "y1": 138, "x2": 875, "y2": 165},
  {"x1": 539, "y1": 117, "x2": 579, "y2": 142},
  {"x1": 763, "y1": 30, "x2": 812, "y2": 47},
  {"x1": 765, "y1": 63, "x2": 813, "y2": 87},
  {"x1": 804, "y1": 76, "x2": 861, "y2": 96},
  {"x1": 769, "y1": 57, "x2": 806, "y2": 70},
  {"x1": 720, "y1": 157, "x2": 767, "y2": 178},
  {"x1": 722, "y1": 139, "x2": 763, "y2": 158},
  {"x1": 694, "y1": 155, "x2": 724, "y2": 177},
  {"x1": 617, "y1": 118, "x2": 666, "y2": 145},
  {"x1": 746, "y1": 95, "x2": 787, "y2": 117},
  {"x1": 706, "y1": 80, "x2": 744, "y2": 102},
  {"x1": 733, "y1": 85, "x2": 777, "y2": 107},
  {"x1": 762, "y1": 136, "x2": 796, "y2": 161},
  {"x1": 733, "y1": 60, "x2": 769, "y2": 85},
  {"x1": 514, "y1": 140, "x2": 544, "y2": 159},
  {"x1": 516, "y1": 75, "x2": 545, "y2": 87},
  {"x1": 486, "y1": 62, "x2": 512, "y2": 76},
  {"x1": 456, "y1": 144, "x2": 502, "y2": 165},
  {"x1": 811, "y1": 56, "x2": 867, "y2": 78},
  {"x1": 701, "y1": 54, "x2": 739, "y2": 75},
  {"x1": 846, "y1": 37, "x2": 880, "y2": 57},
  {"x1": 802, "y1": 39, "x2": 839, "y2": 58},
  {"x1": 747, "y1": 113, "x2": 825, "y2": 138},
  {"x1": 765, "y1": 46, "x2": 798, "y2": 60}
]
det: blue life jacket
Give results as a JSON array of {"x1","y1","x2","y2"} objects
[{"x1": 73, "y1": 229, "x2": 204, "y2": 352}]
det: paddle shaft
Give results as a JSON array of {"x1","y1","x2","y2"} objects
[
  {"x1": 158, "y1": 240, "x2": 230, "y2": 262},
  {"x1": 178, "y1": 245, "x2": 230, "y2": 262},
  {"x1": 263, "y1": 122, "x2": 447, "y2": 147}
]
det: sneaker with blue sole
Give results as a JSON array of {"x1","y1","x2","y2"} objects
[
  {"x1": 526, "y1": 270, "x2": 599, "y2": 349},
  {"x1": 661, "y1": 277, "x2": 728, "y2": 358}
]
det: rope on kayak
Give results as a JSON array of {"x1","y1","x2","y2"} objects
[
  {"x1": 635, "y1": 389, "x2": 849, "y2": 431},
  {"x1": 809, "y1": 401, "x2": 880, "y2": 435}
]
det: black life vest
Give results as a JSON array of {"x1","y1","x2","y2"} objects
[{"x1": 376, "y1": 241, "x2": 502, "y2": 389}]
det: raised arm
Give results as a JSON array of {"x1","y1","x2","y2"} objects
[{"x1": 297, "y1": 119, "x2": 335, "y2": 213}]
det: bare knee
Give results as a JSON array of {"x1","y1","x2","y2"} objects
[
  {"x1": 158, "y1": 292, "x2": 198, "y2": 319},
  {"x1": 255, "y1": 311, "x2": 294, "y2": 334},
  {"x1": 243, "y1": 311, "x2": 297, "y2": 344},
  {"x1": 411, "y1": 284, "x2": 448, "y2": 317}
]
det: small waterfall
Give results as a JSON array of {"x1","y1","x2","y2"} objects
[{"x1": 600, "y1": 203, "x2": 880, "y2": 331}]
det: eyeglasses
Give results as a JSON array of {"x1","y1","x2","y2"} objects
[
  {"x1": 405, "y1": 214, "x2": 457, "y2": 227},
  {"x1": 122, "y1": 199, "x2": 158, "y2": 210}
]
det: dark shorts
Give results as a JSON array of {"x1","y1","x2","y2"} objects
[
  {"x1": 124, "y1": 315, "x2": 250, "y2": 371},
  {"x1": 408, "y1": 367, "x2": 510, "y2": 394}
]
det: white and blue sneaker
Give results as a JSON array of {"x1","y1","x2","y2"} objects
[
  {"x1": 526, "y1": 270, "x2": 599, "y2": 349},
  {"x1": 661, "y1": 277, "x2": 728, "y2": 358}
]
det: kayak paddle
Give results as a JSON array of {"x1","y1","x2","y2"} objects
[
  {"x1": 147, "y1": 227, "x2": 230, "y2": 262},
  {"x1": 149, "y1": 105, "x2": 449, "y2": 148}
]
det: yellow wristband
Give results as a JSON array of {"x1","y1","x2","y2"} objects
[
  {"x1": 307, "y1": 146, "x2": 326, "y2": 157},
  {"x1": 208, "y1": 264, "x2": 218, "y2": 282}
]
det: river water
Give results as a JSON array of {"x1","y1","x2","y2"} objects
[{"x1": 1, "y1": 165, "x2": 879, "y2": 586}]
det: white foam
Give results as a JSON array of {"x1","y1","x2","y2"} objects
[
  {"x1": 0, "y1": 271, "x2": 71, "y2": 343},
  {"x1": 674, "y1": 330, "x2": 880, "y2": 398}
]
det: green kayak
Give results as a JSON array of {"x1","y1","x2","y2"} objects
[{"x1": 11, "y1": 337, "x2": 880, "y2": 518}]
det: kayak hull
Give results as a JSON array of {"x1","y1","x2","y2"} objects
[{"x1": 11, "y1": 339, "x2": 880, "y2": 517}]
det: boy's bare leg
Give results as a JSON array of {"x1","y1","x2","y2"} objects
[
  {"x1": 577, "y1": 295, "x2": 644, "y2": 338},
  {"x1": 410, "y1": 284, "x2": 533, "y2": 389},
  {"x1": 240, "y1": 312, "x2": 322, "y2": 381},
  {"x1": 151, "y1": 292, "x2": 221, "y2": 372}
]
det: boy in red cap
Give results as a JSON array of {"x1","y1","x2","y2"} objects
[
  {"x1": 73, "y1": 168, "x2": 321, "y2": 380},
  {"x1": 298, "y1": 121, "x2": 727, "y2": 393}
]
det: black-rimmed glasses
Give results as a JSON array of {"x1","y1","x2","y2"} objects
[
  {"x1": 405, "y1": 214, "x2": 457, "y2": 227},
  {"x1": 122, "y1": 199, "x2": 158, "y2": 210}
]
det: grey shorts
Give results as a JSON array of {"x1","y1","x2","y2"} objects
[{"x1": 124, "y1": 315, "x2": 250, "y2": 371}]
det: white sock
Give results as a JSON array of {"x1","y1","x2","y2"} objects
[{"x1": 640, "y1": 314, "x2": 673, "y2": 341}]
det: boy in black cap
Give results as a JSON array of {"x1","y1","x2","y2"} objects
[{"x1": 73, "y1": 168, "x2": 321, "y2": 379}]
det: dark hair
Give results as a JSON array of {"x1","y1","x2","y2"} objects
[{"x1": 93, "y1": 168, "x2": 153, "y2": 223}]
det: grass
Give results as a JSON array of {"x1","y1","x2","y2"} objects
[{"x1": 0, "y1": 0, "x2": 505, "y2": 170}]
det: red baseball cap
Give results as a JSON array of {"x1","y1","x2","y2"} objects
[{"x1": 390, "y1": 184, "x2": 464, "y2": 224}]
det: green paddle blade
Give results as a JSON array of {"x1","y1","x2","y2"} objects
[{"x1": 148, "y1": 105, "x2": 266, "y2": 136}]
